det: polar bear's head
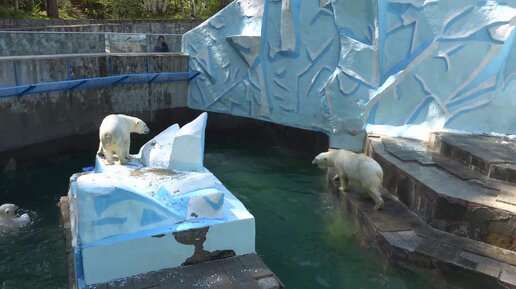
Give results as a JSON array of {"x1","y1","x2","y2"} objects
[
  {"x1": 0, "y1": 203, "x2": 18, "y2": 220},
  {"x1": 0, "y1": 203, "x2": 30, "y2": 227},
  {"x1": 312, "y1": 151, "x2": 333, "y2": 168},
  {"x1": 133, "y1": 119, "x2": 150, "y2": 135}
]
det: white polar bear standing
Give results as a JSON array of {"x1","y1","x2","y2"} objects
[
  {"x1": 97, "y1": 114, "x2": 150, "y2": 165},
  {"x1": 312, "y1": 149, "x2": 385, "y2": 210},
  {"x1": 0, "y1": 203, "x2": 30, "y2": 228}
]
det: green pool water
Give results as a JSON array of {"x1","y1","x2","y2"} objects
[{"x1": 0, "y1": 140, "x2": 454, "y2": 289}]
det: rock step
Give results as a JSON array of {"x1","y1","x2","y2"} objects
[
  {"x1": 430, "y1": 133, "x2": 516, "y2": 184},
  {"x1": 329, "y1": 179, "x2": 516, "y2": 289},
  {"x1": 367, "y1": 136, "x2": 515, "y2": 251}
]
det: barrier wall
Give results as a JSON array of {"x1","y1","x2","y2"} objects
[
  {"x1": 0, "y1": 32, "x2": 182, "y2": 56},
  {"x1": 0, "y1": 53, "x2": 189, "y2": 153}
]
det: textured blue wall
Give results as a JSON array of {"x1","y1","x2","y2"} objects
[{"x1": 183, "y1": 0, "x2": 516, "y2": 150}]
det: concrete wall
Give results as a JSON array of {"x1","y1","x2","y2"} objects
[
  {"x1": 0, "y1": 32, "x2": 182, "y2": 56},
  {"x1": 0, "y1": 53, "x2": 189, "y2": 154},
  {"x1": 0, "y1": 53, "x2": 188, "y2": 86},
  {"x1": 0, "y1": 19, "x2": 202, "y2": 34}
]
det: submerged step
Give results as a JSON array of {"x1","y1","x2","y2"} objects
[{"x1": 368, "y1": 136, "x2": 515, "y2": 251}]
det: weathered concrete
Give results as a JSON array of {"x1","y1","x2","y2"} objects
[
  {"x1": 0, "y1": 53, "x2": 188, "y2": 86},
  {"x1": 333, "y1": 184, "x2": 516, "y2": 289},
  {"x1": 429, "y1": 133, "x2": 516, "y2": 184},
  {"x1": 0, "y1": 19, "x2": 201, "y2": 34},
  {"x1": 0, "y1": 32, "x2": 183, "y2": 56},
  {"x1": 369, "y1": 136, "x2": 515, "y2": 250},
  {"x1": 88, "y1": 254, "x2": 284, "y2": 289},
  {"x1": 0, "y1": 83, "x2": 186, "y2": 154},
  {"x1": 0, "y1": 53, "x2": 188, "y2": 160},
  {"x1": 324, "y1": 133, "x2": 516, "y2": 288}
]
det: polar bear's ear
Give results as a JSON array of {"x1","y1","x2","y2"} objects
[{"x1": 4, "y1": 208, "x2": 10, "y2": 215}]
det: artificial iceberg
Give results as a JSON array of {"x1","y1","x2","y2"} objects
[{"x1": 67, "y1": 112, "x2": 255, "y2": 287}]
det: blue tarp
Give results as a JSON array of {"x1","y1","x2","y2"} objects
[{"x1": 0, "y1": 72, "x2": 199, "y2": 99}]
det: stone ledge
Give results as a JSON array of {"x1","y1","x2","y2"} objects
[
  {"x1": 367, "y1": 136, "x2": 515, "y2": 249},
  {"x1": 84, "y1": 254, "x2": 284, "y2": 289},
  {"x1": 330, "y1": 181, "x2": 516, "y2": 289},
  {"x1": 430, "y1": 133, "x2": 516, "y2": 184}
]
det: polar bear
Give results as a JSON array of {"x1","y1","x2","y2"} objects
[
  {"x1": 97, "y1": 114, "x2": 150, "y2": 165},
  {"x1": 312, "y1": 149, "x2": 384, "y2": 210},
  {"x1": 0, "y1": 203, "x2": 30, "y2": 228}
]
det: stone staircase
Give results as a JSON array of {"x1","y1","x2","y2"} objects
[
  {"x1": 332, "y1": 133, "x2": 516, "y2": 289},
  {"x1": 373, "y1": 133, "x2": 515, "y2": 249}
]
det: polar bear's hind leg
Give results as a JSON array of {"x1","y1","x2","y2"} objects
[
  {"x1": 369, "y1": 186, "x2": 384, "y2": 210},
  {"x1": 117, "y1": 145, "x2": 128, "y2": 165}
]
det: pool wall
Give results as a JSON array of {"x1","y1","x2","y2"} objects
[{"x1": 0, "y1": 53, "x2": 188, "y2": 160}]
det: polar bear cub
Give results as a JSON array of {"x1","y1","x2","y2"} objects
[
  {"x1": 97, "y1": 114, "x2": 150, "y2": 165},
  {"x1": 312, "y1": 149, "x2": 384, "y2": 210},
  {"x1": 0, "y1": 203, "x2": 30, "y2": 228}
]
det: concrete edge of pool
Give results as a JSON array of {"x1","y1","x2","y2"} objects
[{"x1": 326, "y1": 134, "x2": 516, "y2": 289}]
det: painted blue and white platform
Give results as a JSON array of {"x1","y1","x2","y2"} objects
[{"x1": 66, "y1": 113, "x2": 256, "y2": 288}]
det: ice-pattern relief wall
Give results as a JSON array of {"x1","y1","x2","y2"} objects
[{"x1": 183, "y1": 0, "x2": 516, "y2": 150}]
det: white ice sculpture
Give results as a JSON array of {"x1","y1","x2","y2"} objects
[
  {"x1": 138, "y1": 112, "x2": 207, "y2": 172},
  {"x1": 169, "y1": 112, "x2": 207, "y2": 172},
  {"x1": 68, "y1": 112, "x2": 255, "y2": 287}
]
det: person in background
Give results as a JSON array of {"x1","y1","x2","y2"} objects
[{"x1": 154, "y1": 35, "x2": 169, "y2": 52}]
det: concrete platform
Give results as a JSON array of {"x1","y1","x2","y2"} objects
[
  {"x1": 369, "y1": 135, "x2": 515, "y2": 249},
  {"x1": 430, "y1": 133, "x2": 516, "y2": 184},
  {"x1": 333, "y1": 185, "x2": 516, "y2": 289},
  {"x1": 59, "y1": 197, "x2": 284, "y2": 289},
  {"x1": 328, "y1": 133, "x2": 516, "y2": 289},
  {"x1": 87, "y1": 254, "x2": 282, "y2": 289}
]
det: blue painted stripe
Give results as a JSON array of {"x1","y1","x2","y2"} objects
[
  {"x1": 203, "y1": 195, "x2": 224, "y2": 211},
  {"x1": 81, "y1": 219, "x2": 224, "y2": 248},
  {"x1": 0, "y1": 72, "x2": 199, "y2": 99}
]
